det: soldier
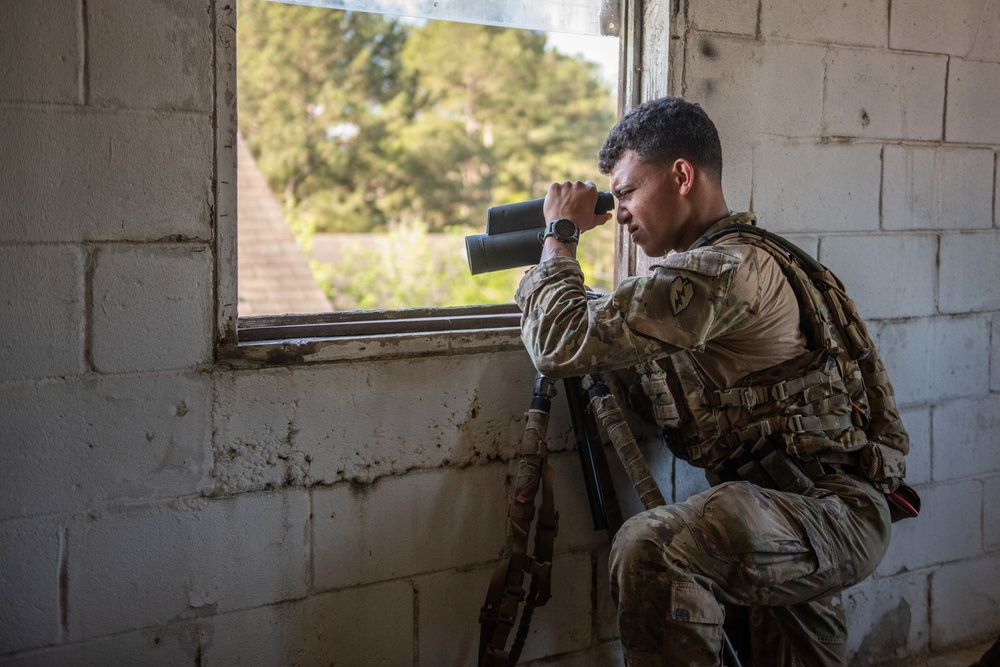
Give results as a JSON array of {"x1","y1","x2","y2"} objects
[{"x1": 514, "y1": 96, "x2": 916, "y2": 666}]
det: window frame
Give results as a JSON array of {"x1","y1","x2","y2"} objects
[{"x1": 213, "y1": 0, "x2": 664, "y2": 364}]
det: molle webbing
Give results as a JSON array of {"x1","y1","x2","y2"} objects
[
  {"x1": 727, "y1": 412, "x2": 857, "y2": 448},
  {"x1": 711, "y1": 368, "x2": 835, "y2": 410}
]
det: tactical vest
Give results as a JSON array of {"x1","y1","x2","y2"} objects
[{"x1": 635, "y1": 217, "x2": 919, "y2": 520}]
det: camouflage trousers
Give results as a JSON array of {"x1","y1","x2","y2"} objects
[{"x1": 609, "y1": 474, "x2": 892, "y2": 667}]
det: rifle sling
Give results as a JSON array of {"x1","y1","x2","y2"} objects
[{"x1": 478, "y1": 458, "x2": 557, "y2": 667}]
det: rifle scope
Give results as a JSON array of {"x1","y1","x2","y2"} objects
[{"x1": 465, "y1": 191, "x2": 615, "y2": 275}]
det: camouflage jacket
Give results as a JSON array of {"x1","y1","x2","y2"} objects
[{"x1": 516, "y1": 213, "x2": 915, "y2": 516}]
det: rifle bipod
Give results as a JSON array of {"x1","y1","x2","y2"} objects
[{"x1": 477, "y1": 371, "x2": 743, "y2": 667}]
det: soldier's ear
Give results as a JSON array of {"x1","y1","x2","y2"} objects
[{"x1": 672, "y1": 159, "x2": 696, "y2": 196}]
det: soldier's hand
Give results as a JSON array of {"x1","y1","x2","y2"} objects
[{"x1": 542, "y1": 180, "x2": 614, "y2": 233}]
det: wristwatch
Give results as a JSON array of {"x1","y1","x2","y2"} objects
[{"x1": 541, "y1": 218, "x2": 580, "y2": 244}]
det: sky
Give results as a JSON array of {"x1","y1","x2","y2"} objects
[{"x1": 546, "y1": 31, "x2": 620, "y2": 86}]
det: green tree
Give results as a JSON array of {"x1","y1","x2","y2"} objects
[
  {"x1": 385, "y1": 21, "x2": 617, "y2": 232},
  {"x1": 239, "y1": 3, "x2": 616, "y2": 234},
  {"x1": 238, "y1": 0, "x2": 410, "y2": 233}
]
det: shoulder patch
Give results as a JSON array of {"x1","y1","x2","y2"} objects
[
  {"x1": 669, "y1": 276, "x2": 695, "y2": 316},
  {"x1": 655, "y1": 247, "x2": 743, "y2": 277}
]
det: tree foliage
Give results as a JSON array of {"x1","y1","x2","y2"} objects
[
  {"x1": 238, "y1": 1, "x2": 411, "y2": 234},
  {"x1": 237, "y1": 0, "x2": 617, "y2": 235},
  {"x1": 314, "y1": 223, "x2": 526, "y2": 311}
]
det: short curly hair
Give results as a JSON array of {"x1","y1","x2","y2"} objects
[{"x1": 598, "y1": 96, "x2": 722, "y2": 182}]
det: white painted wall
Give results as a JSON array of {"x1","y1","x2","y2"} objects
[{"x1": 1, "y1": 0, "x2": 997, "y2": 665}]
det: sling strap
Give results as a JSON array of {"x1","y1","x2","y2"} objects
[{"x1": 479, "y1": 380, "x2": 559, "y2": 667}]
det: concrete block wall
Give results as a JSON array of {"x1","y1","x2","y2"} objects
[
  {"x1": 676, "y1": 0, "x2": 1000, "y2": 663},
  {"x1": 1, "y1": 1, "x2": 998, "y2": 666}
]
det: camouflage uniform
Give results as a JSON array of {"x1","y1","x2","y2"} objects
[{"x1": 514, "y1": 214, "x2": 894, "y2": 666}]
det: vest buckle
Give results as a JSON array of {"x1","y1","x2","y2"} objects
[
  {"x1": 715, "y1": 387, "x2": 758, "y2": 409},
  {"x1": 787, "y1": 414, "x2": 805, "y2": 433}
]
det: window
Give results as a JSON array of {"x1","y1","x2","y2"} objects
[{"x1": 215, "y1": 0, "x2": 652, "y2": 359}]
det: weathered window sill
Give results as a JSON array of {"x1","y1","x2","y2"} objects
[{"x1": 219, "y1": 304, "x2": 524, "y2": 367}]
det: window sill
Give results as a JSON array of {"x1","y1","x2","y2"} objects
[{"x1": 218, "y1": 304, "x2": 524, "y2": 367}]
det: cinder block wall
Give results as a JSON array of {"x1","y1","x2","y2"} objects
[
  {"x1": 675, "y1": 0, "x2": 1000, "y2": 663},
  {"x1": 1, "y1": 1, "x2": 997, "y2": 666}
]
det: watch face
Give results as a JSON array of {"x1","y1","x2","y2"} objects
[{"x1": 554, "y1": 218, "x2": 577, "y2": 237}]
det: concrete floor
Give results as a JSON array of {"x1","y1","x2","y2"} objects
[{"x1": 890, "y1": 638, "x2": 998, "y2": 667}]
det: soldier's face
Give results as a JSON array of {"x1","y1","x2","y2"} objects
[{"x1": 610, "y1": 150, "x2": 691, "y2": 257}]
